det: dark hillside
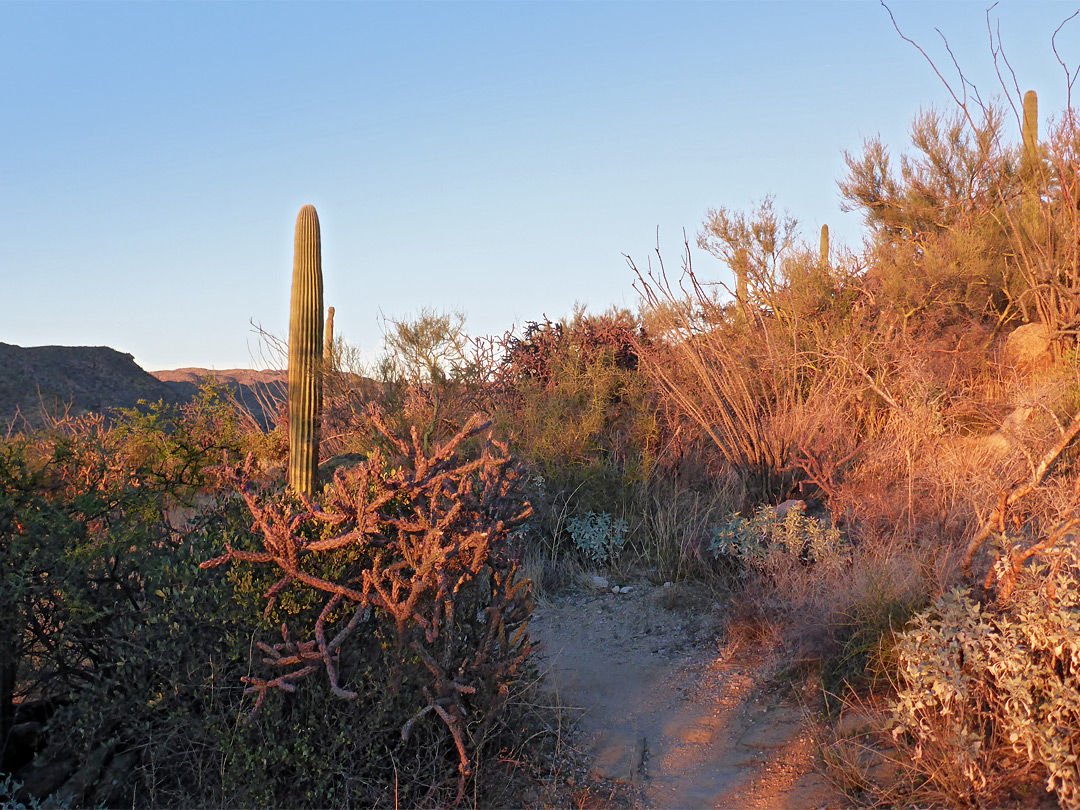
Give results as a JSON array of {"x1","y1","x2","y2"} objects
[
  {"x1": 0, "y1": 342, "x2": 180, "y2": 430},
  {"x1": 152, "y1": 367, "x2": 286, "y2": 428}
]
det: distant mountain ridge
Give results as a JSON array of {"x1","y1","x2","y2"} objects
[
  {"x1": 0, "y1": 342, "x2": 180, "y2": 430},
  {"x1": 151, "y1": 367, "x2": 286, "y2": 428},
  {"x1": 0, "y1": 343, "x2": 286, "y2": 431}
]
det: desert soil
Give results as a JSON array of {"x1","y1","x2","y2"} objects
[{"x1": 530, "y1": 579, "x2": 845, "y2": 810}]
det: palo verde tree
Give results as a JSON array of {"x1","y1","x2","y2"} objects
[
  {"x1": 837, "y1": 104, "x2": 1029, "y2": 330},
  {"x1": 842, "y1": 5, "x2": 1080, "y2": 339},
  {"x1": 697, "y1": 195, "x2": 799, "y2": 325},
  {"x1": 380, "y1": 307, "x2": 472, "y2": 386}
]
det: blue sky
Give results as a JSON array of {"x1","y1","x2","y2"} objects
[{"x1": 3, "y1": 1, "x2": 1079, "y2": 370}]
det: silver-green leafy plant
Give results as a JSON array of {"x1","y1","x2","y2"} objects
[
  {"x1": 568, "y1": 511, "x2": 628, "y2": 566},
  {"x1": 891, "y1": 543, "x2": 1080, "y2": 808},
  {"x1": 709, "y1": 505, "x2": 845, "y2": 575}
]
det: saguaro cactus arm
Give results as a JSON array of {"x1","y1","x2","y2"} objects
[
  {"x1": 324, "y1": 306, "x2": 335, "y2": 369},
  {"x1": 288, "y1": 204, "x2": 324, "y2": 498}
]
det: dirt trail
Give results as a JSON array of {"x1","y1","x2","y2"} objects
[{"x1": 531, "y1": 581, "x2": 843, "y2": 809}]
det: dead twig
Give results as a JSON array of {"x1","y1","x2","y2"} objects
[{"x1": 962, "y1": 408, "x2": 1080, "y2": 577}]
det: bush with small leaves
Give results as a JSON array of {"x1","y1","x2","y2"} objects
[
  {"x1": 709, "y1": 505, "x2": 846, "y2": 579},
  {"x1": 567, "y1": 511, "x2": 628, "y2": 567},
  {"x1": 0, "y1": 385, "x2": 257, "y2": 807},
  {"x1": 891, "y1": 542, "x2": 1080, "y2": 808}
]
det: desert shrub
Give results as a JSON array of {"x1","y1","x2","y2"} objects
[
  {"x1": 0, "y1": 387, "x2": 258, "y2": 806},
  {"x1": 840, "y1": 106, "x2": 1028, "y2": 328},
  {"x1": 631, "y1": 237, "x2": 872, "y2": 507},
  {"x1": 491, "y1": 309, "x2": 664, "y2": 569},
  {"x1": 497, "y1": 309, "x2": 658, "y2": 485},
  {"x1": 706, "y1": 502, "x2": 941, "y2": 702},
  {"x1": 201, "y1": 404, "x2": 535, "y2": 807},
  {"x1": 501, "y1": 310, "x2": 643, "y2": 386},
  {"x1": 34, "y1": 515, "x2": 261, "y2": 808},
  {"x1": 840, "y1": 73, "x2": 1080, "y2": 343},
  {"x1": 313, "y1": 311, "x2": 517, "y2": 469},
  {"x1": 3, "y1": 393, "x2": 547, "y2": 808},
  {"x1": 0, "y1": 389, "x2": 243, "y2": 723},
  {"x1": 567, "y1": 511, "x2": 628, "y2": 567},
  {"x1": 709, "y1": 505, "x2": 847, "y2": 580},
  {"x1": 891, "y1": 542, "x2": 1080, "y2": 808}
]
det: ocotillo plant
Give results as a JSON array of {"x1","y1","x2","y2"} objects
[
  {"x1": 288, "y1": 204, "x2": 324, "y2": 498},
  {"x1": 819, "y1": 224, "x2": 829, "y2": 266}
]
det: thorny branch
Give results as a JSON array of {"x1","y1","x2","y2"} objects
[
  {"x1": 962, "y1": 408, "x2": 1080, "y2": 594},
  {"x1": 200, "y1": 403, "x2": 533, "y2": 804}
]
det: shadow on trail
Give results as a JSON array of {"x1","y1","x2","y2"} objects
[{"x1": 532, "y1": 582, "x2": 842, "y2": 809}]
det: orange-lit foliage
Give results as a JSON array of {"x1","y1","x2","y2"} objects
[{"x1": 501, "y1": 312, "x2": 643, "y2": 387}]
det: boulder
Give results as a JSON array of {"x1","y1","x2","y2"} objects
[
  {"x1": 981, "y1": 405, "x2": 1035, "y2": 456},
  {"x1": 14, "y1": 756, "x2": 77, "y2": 804},
  {"x1": 1003, "y1": 323, "x2": 1053, "y2": 373}
]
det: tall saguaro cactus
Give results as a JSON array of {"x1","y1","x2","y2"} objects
[
  {"x1": 288, "y1": 204, "x2": 324, "y2": 498},
  {"x1": 819, "y1": 224, "x2": 829, "y2": 266}
]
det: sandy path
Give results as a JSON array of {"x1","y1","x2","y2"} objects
[{"x1": 531, "y1": 582, "x2": 843, "y2": 809}]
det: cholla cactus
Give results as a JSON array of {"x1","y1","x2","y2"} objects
[{"x1": 287, "y1": 204, "x2": 324, "y2": 498}]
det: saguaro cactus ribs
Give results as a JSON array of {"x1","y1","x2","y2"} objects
[{"x1": 288, "y1": 204, "x2": 324, "y2": 498}]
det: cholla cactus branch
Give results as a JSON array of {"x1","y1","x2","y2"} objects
[{"x1": 202, "y1": 403, "x2": 532, "y2": 805}]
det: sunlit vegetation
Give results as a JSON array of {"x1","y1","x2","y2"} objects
[{"x1": 7, "y1": 21, "x2": 1080, "y2": 810}]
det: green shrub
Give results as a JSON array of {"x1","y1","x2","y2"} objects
[
  {"x1": 0, "y1": 385, "x2": 264, "y2": 806},
  {"x1": 496, "y1": 310, "x2": 659, "y2": 488},
  {"x1": 567, "y1": 511, "x2": 628, "y2": 567}
]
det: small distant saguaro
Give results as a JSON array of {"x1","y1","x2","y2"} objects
[
  {"x1": 288, "y1": 204, "x2": 324, "y2": 498},
  {"x1": 819, "y1": 224, "x2": 829, "y2": 266},
  {"x1": 1022, "y1": 89, "x2": 1039, "y2": 173}
]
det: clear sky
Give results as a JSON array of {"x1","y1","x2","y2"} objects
[{"x1": 3, "y1": 1, "x2": 1079, "y2": 371}]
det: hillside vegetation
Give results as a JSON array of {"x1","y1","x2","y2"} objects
[{"x1": 6, "y1": 48, "x2": 1080, "y2": 810}]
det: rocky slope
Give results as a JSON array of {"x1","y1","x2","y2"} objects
[
  {"x1": 0, "y1": 343, "x2": 180, "y2": 431},
  {"x1": 0, "y1": 344, "x2": 290, "y2": 432},
  {"x1": 151, "y1": 367, "x2": 286, "y2": 428}
]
